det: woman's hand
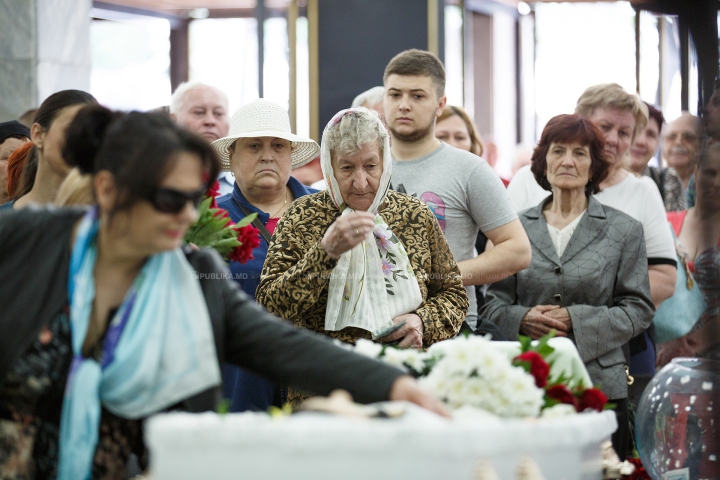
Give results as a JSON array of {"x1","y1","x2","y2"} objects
[
  {"x1": 389, "y1": 375, "x2": 451, "y2": 418},
  {"x1": 545, "y1": 307, "x2": 572, "y2": 332},
  {"x1": 321, "y1": 211, "x2": 375, "y2": 259},
  {"x1": 519, "y1": 305, "x2": 569, "y2": 339},
  {"x1": 379, "y1": 313, "x2": 424, "y2": 349}
]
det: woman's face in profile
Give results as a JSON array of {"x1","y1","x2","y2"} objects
[
  {"x1": 545, "y1": 141, "x2": 592, "y2": 192},
  {"x1": 435, "y1": 114, "x2": 472, "y2": 153},
  {"x1": 36, "y1": 104, "x2": 85, "y2": 176}
]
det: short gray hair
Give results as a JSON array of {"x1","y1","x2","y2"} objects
[
  {"x1": 351, "y1": 86, "x2": 384, "y2": 108},
  {"x1": 324, "y1": 108, "x2": 386, "y2": 160},
  {"x1": 170, "y1": 81, "x2": 228, "y2": 114}
]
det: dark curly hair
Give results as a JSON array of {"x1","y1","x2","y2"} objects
[
  {"x1": 531, "y1": 114, "x2": 610, "y2": 196},
  {"x1": 63, "y1": 105, "x2": 220, "y2": 217}
]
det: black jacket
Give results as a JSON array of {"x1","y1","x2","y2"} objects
[{"x1": 0, "y1": 207, "x2": 404, "y2": 410}]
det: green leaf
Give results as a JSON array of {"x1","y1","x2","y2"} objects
[
  {"x1": 234, "y1": 212, "x2": 258, "y2": 228},
  {"x1": 217, "y1": 398, "x2": 231, "y2": 415},
  {"x1": 213, "y1": 237, "x2": 243, "y2": 249},
  {"x1": 535, "y1": 330, "x2": 557, "y2": 357},
  {"x1": 518, "y1": 335, "x2": 531, "y2": 352}
]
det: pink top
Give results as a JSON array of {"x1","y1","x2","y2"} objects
[{"x1": 265, "y1": 217, "x2": 280, "y2": 234}]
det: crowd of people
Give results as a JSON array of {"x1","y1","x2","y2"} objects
[{"x1": 0, "y1": 48, "x2": 719, "y2": 478}]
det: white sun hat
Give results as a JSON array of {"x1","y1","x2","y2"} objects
[{"x1": 211, "y1": 99, "x2": 320, "y2": 171}]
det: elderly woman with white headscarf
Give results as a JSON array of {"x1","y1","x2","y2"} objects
[{"x1": 256, "y1": 108, "x2": 467, "y2": 401}]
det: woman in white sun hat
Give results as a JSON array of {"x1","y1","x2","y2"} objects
[{"x1": 212, "y1": 99, "x2": 319, "y2": 413}]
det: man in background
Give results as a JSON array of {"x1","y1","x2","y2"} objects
[
  {"x1": 662, "y1": 112, "x2": 705, "y2": 206},
  {"x1": 383, "y1": 49, "x2": 531, "y2": 330},
  {"x1": 352, "y1": 86, "x2": 385, "y2": 119},
  {"x1": 170, "y1": 81, "x2": 234, "y2": 195}
]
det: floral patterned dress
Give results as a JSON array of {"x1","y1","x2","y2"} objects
[{"x1": 0, "y1": 307, "x2": 144, "y2": 480}]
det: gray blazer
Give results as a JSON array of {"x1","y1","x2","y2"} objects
[{"x1": 480, "y1": 196, "x2": 655, "y2": 399}]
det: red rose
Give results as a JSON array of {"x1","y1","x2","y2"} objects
[
  {"x1": 229, "y1": 224, "x2": 261, "y2": 264},
  {"x1": 545, "y1": 385, "x2": 579, "y2": 411},
  {"x1": 513, "y1": 351, "x2": 550, "y2": 388},
  {"x1": 577, "y1": 388, "x2": 608, "y2": 412}
]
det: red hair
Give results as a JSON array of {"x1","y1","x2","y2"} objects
[
  {"x1": 531, "y1": 114, "x2": 609, "y2": 196},
  {"x1": 6, "y1": 141, "x2": 34, "y2": 198}
]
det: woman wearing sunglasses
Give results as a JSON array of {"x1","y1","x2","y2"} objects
[{"x1": 0, "y1": 105, "x2": 446, "y2": 480}]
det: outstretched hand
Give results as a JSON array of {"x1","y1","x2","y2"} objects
[{"x1": 389, "y1": 375, "x2": 451, "y2": 418}]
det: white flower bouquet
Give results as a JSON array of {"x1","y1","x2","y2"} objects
[
  {"x1": 354, "y1": 335, "x2": 544, "y2": 417},
  {"x1": 352, "y1": 332, "x2": 610, "y2": 418}
]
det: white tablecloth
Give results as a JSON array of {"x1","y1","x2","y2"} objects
[{"x1": 147, "y1": 406, "x2": 616, "y2": 480}]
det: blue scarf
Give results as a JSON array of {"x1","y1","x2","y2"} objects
[{"x1": 58, "y1": 208, "x2": 221, "y2": 480}]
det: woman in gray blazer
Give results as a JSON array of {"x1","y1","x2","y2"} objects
[{"x1": 480, "y1": 114, "x2": 655, "y2": 459}]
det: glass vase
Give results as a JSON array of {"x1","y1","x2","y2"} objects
[{"x1": 636, "y1": 357, "x2": 720, "y2": 479}]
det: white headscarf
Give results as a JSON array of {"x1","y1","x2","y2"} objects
[{"x1": 321, "y1": 108, "x2": 423, "y2": 339}]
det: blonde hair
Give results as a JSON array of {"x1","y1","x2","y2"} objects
[
  {"x1": 55, "y1": 168, "x2": 94, "y2": 206},
  {"x1": 574, "y1": 83, "x2": 648, "y2": 141},
  {"x1": 437, "y1": 105, "x2": 484, "y2": 156}
]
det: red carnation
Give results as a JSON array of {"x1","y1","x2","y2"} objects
[
  {"x1": 577, "y1": 388, "x2": 608, "y2": 412},
  {"x1": 229, "y1": 224, "x2": 261, "y2": 264},
  {"x1": 206, "y1": 180, "x2": 221, "y2": 209},
  {"x1": 513, "y1": 351, "x2": 550, "y2": 388},
  {"x1": 546, "y1": 385, "x2": 579, "y2": 411},
  {"x1": 213, "y1": 207, "x2": 229, "y2": 219}
]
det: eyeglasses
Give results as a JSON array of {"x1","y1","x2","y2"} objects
[
  {"x1": 664, "y1": 132, "x2": 704, "y2": 143},
  {"x1": 148, "y1": 187, "x2": 206, "y2": 214}
]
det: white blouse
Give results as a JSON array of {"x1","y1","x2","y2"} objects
[{"x1": 546, "y1": 211, "x2": 586, "y2": 258}]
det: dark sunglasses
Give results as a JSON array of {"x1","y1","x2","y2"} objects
[{"x1": 148, "y1": 187, "x2": 206, "y2": 214}]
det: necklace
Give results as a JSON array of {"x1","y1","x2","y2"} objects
[{"x1": 269, "y1": 188, "x2": 289, "y2": 218}]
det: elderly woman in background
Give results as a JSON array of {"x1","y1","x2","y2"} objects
[
  {"x1": 257, "y1": 108, "x2": 468, "y2": 403},
  {"x1": 508, "y1": 84, "x2": 676, "y2": 393},
  {"x1": 481, "y1": 114, "x2": 655, "y2": 459},
  {"x1": 210, "y1": 99, "x2": 320, "y2": 413},
  {"x1": 656, "y1": 144, "x2": 720, "y2": 366},
  {"x1": 628, "y1": 102, "x2": 686, "y2": 212}
]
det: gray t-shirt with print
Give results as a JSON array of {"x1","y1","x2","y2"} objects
[{"x1": 391, "y1": 143, "x2": 518, "y2": 324}]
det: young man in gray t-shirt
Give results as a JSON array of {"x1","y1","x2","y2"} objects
[{"x1": 383, "y1": 49, "x2": 531, "y2": 329}]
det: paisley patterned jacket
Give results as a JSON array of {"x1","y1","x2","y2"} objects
[{"x1": 256, "y1": 190, "x2": 468, "y2": 347}]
